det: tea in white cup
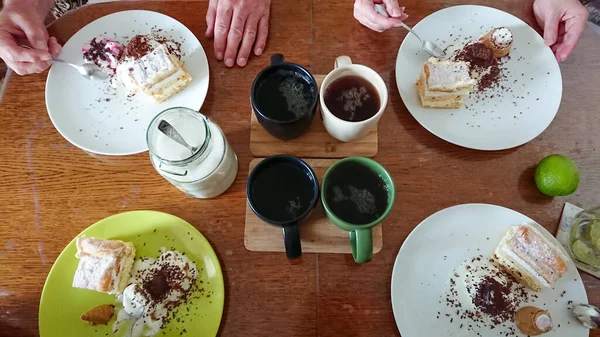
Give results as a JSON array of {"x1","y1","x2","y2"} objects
[{"x1": 320, "y1": 56, "x2": 388, "y2": 142}]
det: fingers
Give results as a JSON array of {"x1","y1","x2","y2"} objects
[
  {"x1": 542, "y1": 10, "x2": 560, "y2": 46},
  {"x1": 223, "y1": 10, "x2": 247, "y2": 67},
  {"x1": 354, "y1": 0, "x2": 404, "y2": 32},
  {"x1": 205, "y1": 0, "x2": 217, "y2": 38},
  {"x1": 48, "y1": 36, "x2": 62, "y2": 57},
  {"x1": 11, "y1": 12, "x2": 49, "y2": 51},
  {"x1": 6, "y1": 60, "x2": 51, "y2": 75},
  {"x1": 0, "y1": 33, "x2": 51, "y2": 63},
  {"x1": 382, "y1": 0, "x2": 403, "y2": 17},
  {"x1": 554, "y1": 16, "x2": 587, "y2": 62},
  {"x1": 213, "y1": 4, "x2": 233, "y2": 61},
  {"x1": 236, "y1": 15, "x2": 259, "y2": 67},
  {"x1": 254, "y1": 15, "x2": 269, "y2": 56}
]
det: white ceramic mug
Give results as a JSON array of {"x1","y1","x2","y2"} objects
[{"x1": 320, "y1": 56, "x2": 388, "y2": 142}]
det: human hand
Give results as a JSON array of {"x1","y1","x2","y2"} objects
[
  {"x1": 0, "y1": 2, "x2": 61, "y2": 75},
  {"x1": 533, "y1": 0, "x2": 589, "y2": 62},
  {"x1": 205, "y1": 0, "x2": 271, "y2": 67},
  {"x1": 354, "y1": 0, "x2": 408, "y2": 32}
]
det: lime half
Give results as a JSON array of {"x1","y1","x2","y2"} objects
[{"x1": 571, "y1": 240, "x2": 600, "y2": 266}]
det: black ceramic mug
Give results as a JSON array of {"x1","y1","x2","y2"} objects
[
  {"x1": 246, "y1": 155, "x2": 320, "y2": 259},
  {"x1": 251, "y1": 54, "x2": 318, "y2": 141}
]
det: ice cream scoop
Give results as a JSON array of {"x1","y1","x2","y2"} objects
[{"x1": 515, "y1": 306, "x2": 553, "y2": 336}]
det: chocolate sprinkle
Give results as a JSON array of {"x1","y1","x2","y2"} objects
[
  {"x1": 442, "y1": 255, "x2": 533, "y2": 336},
  {"x1": 455, "y1": 42, "x2": 501, "y2": 91}
]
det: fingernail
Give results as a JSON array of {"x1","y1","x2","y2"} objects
[
  {"x1": 216, "y1": 52, "x2": 223, "y2": 60},
  {"x1": 225, "y1": 58, "x2": 234, "y2": 67},
  {"x1": 255, "y1": 48, "x2": 263, "y2": 56},
  {"x1": 401, "y1": 6, "x2": 406, "y2": 12},
  {"x1": 238, "y1": 58, "x2": 247, "y2": 66}
]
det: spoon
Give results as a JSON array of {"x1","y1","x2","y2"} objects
[
  {"x1": 20, "y1": 44, "x2": 108, "y2": 80},
  {"x1": 126, "y1": 306, "x2": 145, "y2": 337},
  {"x1": 374, "y1": 4, "x2": 446, "y2": 58},
  {"x1": 573, "y1": 304, "x2": 600, "y2": 329},
  {"x1": 157, "y1": 120, "x2": 198, "y2": 154}
]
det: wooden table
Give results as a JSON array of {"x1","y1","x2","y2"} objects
[{"x1": 1, "y1": 1, "x2": 599, "y2": 336}]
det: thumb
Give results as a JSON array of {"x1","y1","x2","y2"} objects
[
  {"x1": 542, "y1": 11, "x2": 560, "y2": 46},
  {"x1": 382, "y1": 0, "x2": 403, "y2": 18}
]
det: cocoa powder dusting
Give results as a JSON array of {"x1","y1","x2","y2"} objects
[
  {"x1": 123, "y1": 35, "x2": 153, "y2": 60},
  {"x1": 455, "y1": 42, "x2": 501, "y2": 91},
  {"x1": 472, "y1": 276, "x2": 514, "y2": 324},
  {"x1": 441, "y1": 255, "x2": 535, "y2": 336},
  {"x1": 122, "y1": 34, "x2": 181, "y2": 60}
]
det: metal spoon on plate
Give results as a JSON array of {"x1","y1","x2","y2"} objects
[
  {"x1": 374, "y1": 4, "x2": 446, "y2": 58},
  {"x1": 127, "y1": 309, "x2": 144, "y2": 337},
  {"x1": 573, "y1": 304, "x2": 600, "y2": 329},
  {"x1": 20, "y1": 44, "x2": 108, "y2": 80}
]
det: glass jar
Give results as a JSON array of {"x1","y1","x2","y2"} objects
[
  {"x1": 146, "y1": 107, "x2": 238, "y2": 199},
  {"x1": 568, "y1": 206, "x2": 600, "y2": 270}
]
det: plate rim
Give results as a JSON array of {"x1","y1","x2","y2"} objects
[
  {"x1": 44, "y1": 9, "x2": 210, "y2": 156},
  {"x1": 38, "y1": 209, "x2": 225, "y2": 337},
  {"x1": 395, "y1": 5, "x2": 563, "y2": 151},
  {"x1": 390, "y1": 203, "x2": 588, "y2": 336}
]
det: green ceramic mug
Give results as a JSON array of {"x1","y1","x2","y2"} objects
[{"x1": 321, "y1": 157, "x2": 395, "y2": 263}]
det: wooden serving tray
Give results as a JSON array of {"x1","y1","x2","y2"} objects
[
  {"x1": 249, "y1": 75, "x2": 378, "y2": 158},
  {"x1": 244, "y1": 158, "x2": 383, "y2": 254}
]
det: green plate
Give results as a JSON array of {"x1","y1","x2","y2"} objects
[{"x1": 39, "y1": 211, "x2": 224, "y2": 337}]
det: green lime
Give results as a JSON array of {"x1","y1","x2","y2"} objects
[
  {"x1": 534, "y1": 154, "x2": 580, "y2": 196},
  {"x1": 571, "y1": 240, "x2": 600, "y2": 266}
]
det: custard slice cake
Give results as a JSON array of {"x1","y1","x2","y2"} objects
[
  {"x1": 416, "y1": 58, "x2": 475, "y2": 109},
  {"x1": 494, "y1": 224, "x2": 568, "y2": 291},
  {"x1": 72, "y1": 237, "x2": 136, "y2": 294},
  {"x1": 116, "y1": 35, "x2": 192, "y2": 103}
]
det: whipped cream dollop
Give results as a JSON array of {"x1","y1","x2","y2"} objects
[
  {"x1": 113, "y1": 249, "x2": 198, "y2": 337},
  {"x1": 490, "y1": 27, "x2": 513, "y2": 48},
  {"x1": 535, "y1": 313, "x2": 553, "y2": 330}
]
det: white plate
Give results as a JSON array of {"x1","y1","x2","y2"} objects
[
  {"x1": 391, "y1": 203, "x2": 588, "y2": 337},
  {"x1": 395, "y1": 6, "x2": 562, "y2": 150},
  {"x1": 46, "y1": 10, "x2": 209, "y2": 155}
]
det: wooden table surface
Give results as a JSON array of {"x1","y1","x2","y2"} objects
[{"x1": 1, "y1": 1, "x2": 599, "y2": 336}]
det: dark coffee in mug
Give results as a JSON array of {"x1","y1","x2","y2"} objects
[
  {"x1": 250, "y1": 161, "x2": 316, "y2": 222},
  {"x1": 255, "y1": 69, "x2": 317, "y2": 122},
  {"x1": 324, "y1": 161, "x2": 388, "y2": 225},
  {"x1": 323, "y1": 75, "x2": 380, "y2": 122}
]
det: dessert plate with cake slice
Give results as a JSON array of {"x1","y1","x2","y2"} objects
[
  {"x1": 396, "y1": 5, "x2": 562, "y2": 150},
  {"x1": 46, "y1": 10, "x2": 209, "y2": 155},
  {"x1": 391, "y1": 204, "x2": 587, "y2": 337},
  {"x1": 39, "y1": 210, "x2": 224, "y2": 337}
]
